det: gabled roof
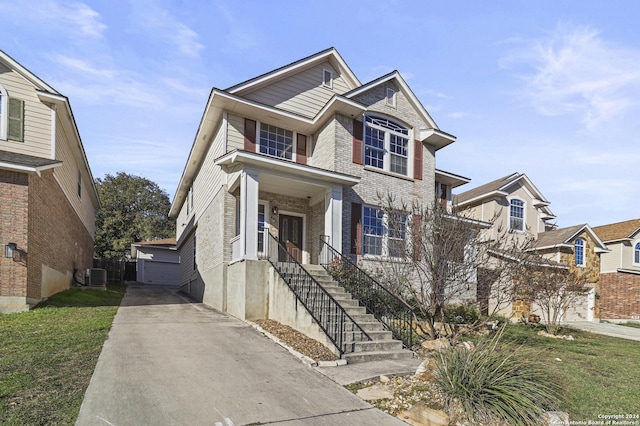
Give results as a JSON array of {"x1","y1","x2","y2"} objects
[
  {"x1": 0, "y1": 50, "x2": 100, "y2": 207},
  {"x1": 532, "y1": 223, "x2": 609, "y2": 253},
  {"x1": 593, "y1": 218, "x2": 640, "y2": 242},
  {"x1": 344, "y1": 71, "x2": 455, "y2": 149},
  {"x1": 455, "y1": 172, "x2": 554, "y2": 219},
  {"x1": 226, "y1": 47, "x2": 360, "y2": 95}
]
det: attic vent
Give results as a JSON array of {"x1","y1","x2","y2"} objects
[
  {"x1": 322, "y1": 68, "x2": 333, "y2": 89},
  {"x1": 386, "y1": 88, "x2": 396, "y2": 107}
]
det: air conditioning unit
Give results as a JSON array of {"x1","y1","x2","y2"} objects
[{"x1": 86, "y1": 268, "x2": 107, "y2": 287}]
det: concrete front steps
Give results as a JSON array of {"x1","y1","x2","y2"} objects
[{"x1": 303, "y1": 265, "x2": 415, "y2": 364}]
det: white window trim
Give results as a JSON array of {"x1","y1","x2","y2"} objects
[
  {"x1": 508, "y1": 197, "x2": 526, "y2": 233},
  {"x1": 322, "y1": 68, "x2": 333, "y2": 89},
  {"x1": 257, "y1": 200, "x2": 269, "y2": 256},
  {"x1": 0, "y1": 84, "x2": 7, "y2": 140},
  {"x1": 362, "y1": 114, "x2": 413, "y2": 178},
  {"x1": 257, "y1": 120, "x2": 298, "y2": 162},
  {"x1": 633, "y1": 240, "x2": 640, "y2": 266},
  {"x1": 361, "y1": 205, "x2": 407, "y2": 259},
  {"x1": 575, "y1": 238, "x2": 586, "y2": 267}
]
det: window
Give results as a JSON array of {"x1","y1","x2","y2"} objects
[
  {"x1": 634, "y1": 242, "x2": 640, "y2": 265},
  {"x1": 386, "y1": 88, "x2": 396, "y2": 107},
  {"x1": 364, "y1": 116, "x2": 409, "y2": 176},
  {"x1": 362, "y1": 205, "x2": 407, "y2": 257},
  {"x1": 193, "y1": 236, "x2": 197, "y2": 271},
  {"x1": 363, "y1": 206, "x2": 384, "y2": 256},
  {"x1": 77, "y1": 169, "x2": 82, "y2": 198},
  {"x1": 388, "y1": 211, "x2": 407, "y2": 257},
  {"x1": 0, "y1": 85, "x2": 25, "y2": 142},
  {"x1": 509, "y1": 199, "x2": 524, "y2": 231},
  {"x1": 0, "y1": 84, "x2": 6, "y2": 140},
  {"x1": 322, "y1": 68, "x2": 333, "y2": 89},
  {"x1": 258, "y1": 203, "x2": 266, "y2": 254},
  {"x1": 260, "y1": 123, "x2": 293, "y2": 160},
  {"x1": 575, "y1": 238, "x2": 585, "y2": 266}
]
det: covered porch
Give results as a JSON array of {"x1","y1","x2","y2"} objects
[{"x1": 215, "y1": 150, "x2": 359, "y2": 265}]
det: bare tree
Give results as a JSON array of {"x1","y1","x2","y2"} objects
[
  {"x1": 513, "y1": 263, "x2": 589, "y2": 334},
  {"x1": 368, "y1": 194, "x2": 533, "y2": 341}
]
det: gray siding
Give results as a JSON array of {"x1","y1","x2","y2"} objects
[
  {"x1": 243, "y1": 62, "x2": 350, "y2": 118},
  {"x1": 227, "y1": 113, "x2": 245, "y2": 152}
]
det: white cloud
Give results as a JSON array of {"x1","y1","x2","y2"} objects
[
  {"x1": 128, "y1": 1, "x2": 204, "y2": 58},
  {"x1": 0, "y1": 0, "x2": 106, "y2": 39},
  {"x1": 500, "y1": 23, "x2": 640, "y2": 129}
]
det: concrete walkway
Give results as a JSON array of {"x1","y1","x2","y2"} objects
[
  {"x1": 563, "y1": 321, "x2": 640, "y2": 342},
  {"x1": 76, "y1": 285, "x2": 406, "y2": 425}
]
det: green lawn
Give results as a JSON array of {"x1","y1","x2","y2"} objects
[
  {"x1": 0, "y1": 284, "x2": 125, "y2": 425},
  {"x1": 503, "y1": 324, "x2": 640, "y2": 420}
]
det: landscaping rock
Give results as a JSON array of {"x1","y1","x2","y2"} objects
[
  {"x1": 421, "y1": 337, "x2": 450, "y2": 352},
  {"x1": 379, "y1": 374, "x2": 390, "y2": 383},
  {"x1": 537, "y1": 330, "x2": 575, "y2": 340},
  {"x1": 356, "y1": 383, "x2": 394, "y2": 401},
  {"x1": 399, "y1": 402, "x2": 449, "y2": 426},
  {"x1": 543, "y1": 411, "x2": 570, "y2": 426}
]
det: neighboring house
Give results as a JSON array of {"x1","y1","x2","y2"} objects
[
  {"x1": 169, "y1": 48, "x2": 461, "y2": 320},
  {"x1": 455, "y1": 173, "x2": 608, "y2": 322},
  {"x1": 455, "y1": 172, "x2": 557, "y2": 241},
  {"x1": 0, "y1": 50, "x2": 99, "y2": 313},
  {"x1": 593, "y1": 218, "x2": 640, "y2": 321},
  {"x1": 531, "y1": 224, "x2": 608, "y2": 321},
  {"x1": 131, "y1": 238, "x2": 179, "y2": 286}
]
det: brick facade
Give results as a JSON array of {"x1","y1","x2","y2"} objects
[
  {"x1": 0, "y1": 169, "x2": 94, "y2": 310},
  {"x1": 0, "y1": 170, "x2": 29, "y2": 301},
  {"x1": 599, "y1": 272, "x2": 640, "y2": 320}
]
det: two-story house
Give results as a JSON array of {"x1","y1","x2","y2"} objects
[
  {"x1": 593, "y1": 218, "x2": 640, "y2": 321},
  {"x1": 169, "y1": 48, "x2": 461, "y2": 323},
  {"x1": 0, "y1": 50, "x2": 99, "y2": 313},
  {"x1": 455, "y1": 173, "x2": 608, "y2": 321}
]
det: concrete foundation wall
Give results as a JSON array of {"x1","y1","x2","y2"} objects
[
  {"x1": 226, "y1": 260, "x2": 268, "y2": 321},
  {"x1": 201, "y1": 263, "x2": 227, "y2": 312},
  {"x1": 268, "y1": 268, "x2": 339, "y2": 356}
]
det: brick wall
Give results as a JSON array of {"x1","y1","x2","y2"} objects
[
  {"x1": 600, "y1": 272, "x2": 640, "y2": 320},
  {"x1": 27, "y1": 169, "x2": 94, "y2": 302},
  {"x1": 0, "y1": 170, "x2": 29, "y2": 299}
]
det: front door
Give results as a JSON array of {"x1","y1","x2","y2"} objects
[{"x1": 279, "y1": 214, "x2": 303, "y2": 263}]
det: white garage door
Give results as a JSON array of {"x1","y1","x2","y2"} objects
[{"x1": 142, "y1": 260, "x2": 179, "y2": 286}]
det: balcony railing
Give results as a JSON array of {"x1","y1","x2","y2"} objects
[
  {"x1": 319, "y1": 237, "x2": 418, "y2": 348},
  {"x1": 265, "y1": 232, "x2": 371, "y2": 357}
]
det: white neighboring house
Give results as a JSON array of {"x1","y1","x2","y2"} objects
[{"x1": 131, "y1": 238, "x2": 179, "y2": 286}]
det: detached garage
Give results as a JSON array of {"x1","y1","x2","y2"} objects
[{"x1": 131, "y1": 238, "x2": 180, "y2": 286}]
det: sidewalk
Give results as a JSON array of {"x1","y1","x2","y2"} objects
[
  {"x1": 76, "y1": 285, "x2": 406, "y2": 425},
  {"x1": 563, "y1": 320, "x2": 640, "y2": 342}
]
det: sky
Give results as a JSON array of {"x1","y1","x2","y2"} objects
[{"x1": 1, "y1": 0, "x2": 638, "y2": 228}]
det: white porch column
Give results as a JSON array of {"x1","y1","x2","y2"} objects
[
  {"x1": 324, "y1": 185, "x2": 343, "y2": 252},
  {"x1": 240, "y1": 168, "x2": 259, "y2": 260}
]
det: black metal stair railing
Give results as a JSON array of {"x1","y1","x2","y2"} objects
[
  {"x1": 319, "y1": 237, "x2": 417, "y2": 348},
  {"x1": 265, "y1": 233, "x2": 371, "y2": 357}
]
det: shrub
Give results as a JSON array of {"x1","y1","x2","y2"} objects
[
  {"x1": 433, "y1": 327, "x2": 561, "y2": 425},
  {"x1": 443, "y1": 303, "x2": 480, "y2": 324}
]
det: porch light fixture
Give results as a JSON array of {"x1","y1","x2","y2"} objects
[
  {"x1": 272, "y1": 206, "x2": 278, "y2": 215},
  {"x1": 5, "y1": 242, "x2": 17, "y2": 259}
]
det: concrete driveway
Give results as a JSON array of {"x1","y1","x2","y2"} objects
[
  {"x1": 76, "y1": 285, "x2": 405, "y2": 425},
  {"x1": 563, "y1": 321, "x2": 640, "y2": 342}
]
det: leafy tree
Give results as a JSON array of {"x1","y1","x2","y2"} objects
[{"x1": 94, "y1": 172, "x2": 175, "y2": 259}]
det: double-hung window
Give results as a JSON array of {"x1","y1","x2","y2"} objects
[
  {"x1": 0, "y1": 85, "x2": 6, "y2": 140},
  {"x1": 575, "y1": 238, "x2": 585, "y2": 266},
  {"x1": 509, "y1": 199, "x2": 524, "y2": 231},
  {"x1": 364, "y1": 116, "x2": 409, "y2": 176},
  {"x1": 634, "y1": 242, "x2": 640, "y2": 265},
  {"x1": 363, "y1": 206, "x2": 384, "y2": 256},
  {"x1": 362, "y1": 206, "x2": 407, "y2": 257},
  {"x1": 260, "y1": 123, "x2": 293, "y2": 160}
]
